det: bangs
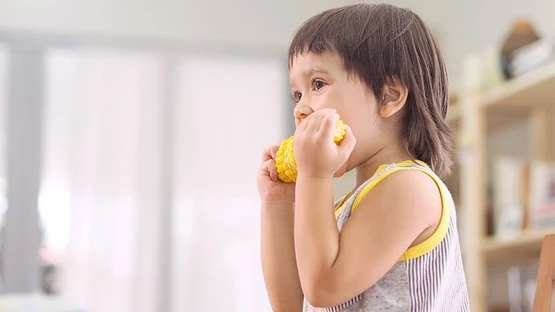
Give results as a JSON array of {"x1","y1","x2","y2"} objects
[{"x1": 287, "y1": 9, "x2": 350, "y2": 68}]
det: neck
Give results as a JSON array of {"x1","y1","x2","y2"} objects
[{"x1": 354, "y1": 142, "x2": 411, "y2": 189}]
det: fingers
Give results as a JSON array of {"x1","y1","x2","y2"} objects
[
  {"x1": 270, "y1": 142, "x2": 280, "y2": 159},
  {"x1": 338, "y1": 125, "x2": 357, "y2": 155},
  {"x1": 262, "y1": 141, "x2": 282, "y2": 162},
  {"x1": 320, "y1": 111, "x2": 339, "y2": 140},
  {"x1": 305, "y1": 113, "x2": 322, "y2": 134},
  {"x1": 317, "y1": 108, "x2": 337, "y2": 116},
  {"x1": 259, "y1": 159, "x2": 278, "y2": 182},
  {"x1": 296, "y1": 114, "x2": 309, "y2": 134},
  {"x1": 297, "y1": 108, "x2": 338, "y2": 138},
  {"x1": 312, "y1": 108, "x2": 336, "y2": 133}
]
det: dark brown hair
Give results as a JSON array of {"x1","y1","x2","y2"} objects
[{"x1": 288, "y1": 3, "x2": 454, "y2": 177}]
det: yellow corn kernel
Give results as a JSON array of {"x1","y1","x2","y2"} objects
[
  {"x1": 275, "y1": 136, "x2": 297, "y2": 183},
  {"x1": 275, "y1": 119, "x2": 347, "y2": 183}
]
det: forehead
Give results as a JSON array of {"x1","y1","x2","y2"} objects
[{"x1": 289, "y1": 51, "x2": 345, "y2": 80}]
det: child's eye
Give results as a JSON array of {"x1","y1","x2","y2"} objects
[
  {"x1": 312, "y1": 79, "x2": 326, "y2": 91},
  {"x1": 293, "y1": 91, "x2": 302, "y2": 103}
]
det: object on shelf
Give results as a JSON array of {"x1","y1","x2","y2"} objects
[
  {"x1": 500, "y1": 19, "x2": 541, "y2": 80},
  {"x1": 491, "y1": 158, "x2": 555, "y2": 236},
  {"x1": 527, "y1": 161, "x2": 555, "y2": 229},
  {"x1": 492, "y1": 157, "x2": 528, "y2": 238},
  {"x1": 507, "y1": 38, "x2": 555, "y2": 78}
]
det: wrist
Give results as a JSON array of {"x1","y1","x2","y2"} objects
[
  {"x1": 296, "y1": 174, "x2": 334, "y2": 182},
  {"x1": 261, "y1": 200, "x2": 295, "y2": 220},
  {"x1": 295, "y1": 175, "x2": 334, "y2": 204},
  {"x1": 261, "y1": 199, "x2": 294, "y2": 209}
]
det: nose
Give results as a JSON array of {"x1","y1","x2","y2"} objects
[{"x1": 294, "y1": 101, "x2": 313, "y2": 127}]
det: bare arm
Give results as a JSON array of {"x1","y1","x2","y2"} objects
[
  {"x1": 261, "y1": 200, "x2": 304, "y2": 312},
  {"x1": 294, "y1": 170, "x2": 442, "y2": 308},
  {"x1": 294, "y1": 176, "x2": 338, "y2": 299}
]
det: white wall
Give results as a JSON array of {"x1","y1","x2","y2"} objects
[{"x1": 0, "y1": 0, "x2": 349, "y2": 49}]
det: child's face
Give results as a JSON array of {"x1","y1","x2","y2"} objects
[{"x1": 289, "y1": 51, "x2": 387, "y2": 175}]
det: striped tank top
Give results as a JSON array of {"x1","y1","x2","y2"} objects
[{"x1": 303, "y1": 160, "x2": 470, "y2": 312}]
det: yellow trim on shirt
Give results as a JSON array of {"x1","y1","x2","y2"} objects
[
  {"x1": 336, "y1": 160, "x2": 449, "y2": 261},
  {"x1": 334, "y1": 160, "x2": 427, "y2": 218}
]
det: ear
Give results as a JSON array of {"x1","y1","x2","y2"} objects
[{"x1": 379, "y1": 76, "x2": 408, "y2": 118}]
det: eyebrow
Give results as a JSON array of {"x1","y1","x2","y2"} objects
[{"x1": 305, "y1": 67, "x2": 329, "y2": 75}]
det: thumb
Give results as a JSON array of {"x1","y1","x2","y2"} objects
[{"x1": 338, "y1": 125, "x2": 356, "y2": 155}]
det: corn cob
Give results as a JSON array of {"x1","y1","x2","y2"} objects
[{"x1": 275, "y1": 119, "x2": 347, "y2": 183}]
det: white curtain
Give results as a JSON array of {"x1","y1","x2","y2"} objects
[
  {"x1": 40, "y1": 47, "x2": 287, "y2": 312},
  {"x1": 0, "y1": 43, "x2": 9, "y2": 291},
  {"x1": 42, "y1": 47, "x2": 165, "y2": 312},
  {"x1": 0, "y1": 44, "x2": 8, "y2": 215},
  {"x1": 171, "y1": 56, "x2": 286, "y2": 311}
]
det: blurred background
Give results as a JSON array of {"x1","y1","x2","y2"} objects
[{"x1": 0, "y1": 0, "x2": 554, "y2": 311}]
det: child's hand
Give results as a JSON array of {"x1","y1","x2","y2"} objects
[
  {"x1": 257, "y1": 142, "x2": 295, "y2": 204},
  {"x1": 293, "y1": 109, "x2": 356, "y2": 179}
]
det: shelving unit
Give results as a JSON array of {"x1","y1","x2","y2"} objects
[
  {"x1": 454, "y1": 62, "x2": 555, "y2": 312},
  {"x1": 482, "y1": 229, "x2": 546, "y2": 261}
]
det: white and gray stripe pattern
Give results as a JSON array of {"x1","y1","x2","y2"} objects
[
  {"x1": 405, "y1": 197, "x2": 470, "y2": 311},
  {"x1": 325, "y1": 294, "x2": 362, "y2": 312}
]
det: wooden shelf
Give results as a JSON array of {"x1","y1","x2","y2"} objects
[
  {"x1": 482, "y1": 229, "x2": 555, "y2": 262},
  {"x1": 452, "y1": 58, "x2": 555, "y2": 312},
  {"x1": 479, "y1": 62, "x2": 555, "y2": 111}
]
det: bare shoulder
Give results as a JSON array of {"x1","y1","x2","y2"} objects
[
  {"x1": 358, "y1": 168, "x2": 441, "y2": 218},
  {"x1": 372, "y1": 168, "x2": 442, "y2": 207},
  {"x1": 351, "y1": 167, "x2": 443, "y2": 246}
]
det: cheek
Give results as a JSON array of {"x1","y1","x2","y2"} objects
[
  {"x1": 315, "y1": 90, "x2": 343, "y2": 112},
  {"x1": 347, "y1": 111, "x2": 382, "y2": 144}
]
